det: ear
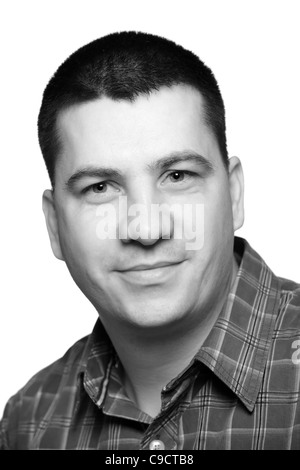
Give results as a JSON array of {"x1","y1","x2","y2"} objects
[
  {"x1": 228, "y1": 156, "x2": 244, "y2": 231},
  {"x1": 42, "y1": 189, "x2": 64, "y2": 261}
]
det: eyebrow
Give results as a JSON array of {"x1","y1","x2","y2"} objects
[
  {"x1": 148, "y1": 151, "x2": 215, "y2": 173},
  {"x1": 64, "y1": 151, "x2": 215, "y2": 191}
]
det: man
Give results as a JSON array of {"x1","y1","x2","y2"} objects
[{"x1": 0, "y1": 31, "x2": 299, "y2": 450}]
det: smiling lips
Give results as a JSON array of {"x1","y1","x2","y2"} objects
[
  {"x1": 116, "y1": 260, "x2": 186, "y2": 285},
  {"x1": 119, "y1": 261, "x2": 184, "y2": 271}
]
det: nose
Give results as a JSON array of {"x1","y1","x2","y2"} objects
[{"x1": 118, "y1": 184, "x2": 174, "y2": 245}]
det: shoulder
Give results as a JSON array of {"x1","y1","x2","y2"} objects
[
  {"x1": 19, "y1": 333, "x2": 89, "y2": 395},
  {"x1": 0, "y1": 333, "x2": 90, "y2": 450}
]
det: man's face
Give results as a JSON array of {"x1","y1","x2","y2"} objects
[{"x1": 43, "y1": 85, "x2": 243, "y2": 332}]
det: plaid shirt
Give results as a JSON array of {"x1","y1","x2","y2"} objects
[{"x1": 1, "y1": 237, "x2": 300, "y2": 450}]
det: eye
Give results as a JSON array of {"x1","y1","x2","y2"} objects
[
  {"x1": 81, "y1": 181, "x2": 120, "y2": 203},
  {"x1": 168, "y1": 171, "x2": 186, "y2": 182},
  {"x1": 92, "y1": 182, "x2": 108, "y2": 193},
  {"x1": 82, "y1": 181, "x2": 113, "y2": 194},
  {"x1": 160, "y1": 169, "x2": 202, "y2": 191},
  {"x1": 164, "y1": 170, "x2": 195, "y2": 184}
]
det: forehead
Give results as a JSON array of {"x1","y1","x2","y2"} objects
[{"x1": 56, "y1": 85, "x2": 221, "y2": 175}]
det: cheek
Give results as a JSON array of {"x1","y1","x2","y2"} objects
[
  {"x1": 203, "y1": 187, "x2": 233, "y2": 240},
  {"x1": 57, "y1": 208, "x2": 109, "y2": 267}
]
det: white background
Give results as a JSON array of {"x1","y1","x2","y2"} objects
[{"x1": 0, "y1": 0, "x2": 299, "y2": 414}]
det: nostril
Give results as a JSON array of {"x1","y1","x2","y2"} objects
[{"x1": 117, "y1": 199, "x2": 175, "y2": 243}]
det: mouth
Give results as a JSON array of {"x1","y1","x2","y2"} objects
[
  {"x1": 116, "y1": 260, "x2": 186, "y2": 285},
  {"x1": 119, "y1": 260, "x2": 184, "y2": 271}
]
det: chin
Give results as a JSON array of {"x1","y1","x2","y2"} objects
[{"x1": 122, "y1": 300, "x2": 187, "y2": 330}]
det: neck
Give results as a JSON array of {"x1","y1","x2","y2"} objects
[{"x1": 100, "y1": 258, "x2": 238, "y2": 418}]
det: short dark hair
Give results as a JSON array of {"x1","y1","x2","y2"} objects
[{"x1": 38, "y1": 31, "x2": 228, "y2": 187}]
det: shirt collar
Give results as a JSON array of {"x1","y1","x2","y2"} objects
[
  {"x1": 196, "y1": 237, "x2": 281, "y2": 412},
  {"x1": 79, "y1": 320, "x2": 116, "y2": 408}
]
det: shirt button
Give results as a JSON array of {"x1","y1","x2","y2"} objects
[{"x1": 149, "y1": 440, "x2": 165, "y2": 450}]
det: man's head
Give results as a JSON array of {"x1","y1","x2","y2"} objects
[
  {"x1": 38, "y1": 31, "x2": 228, "y2": 188},
  {"x1": 41, "y1": 32, "x2": 244, "y2": 338}
]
